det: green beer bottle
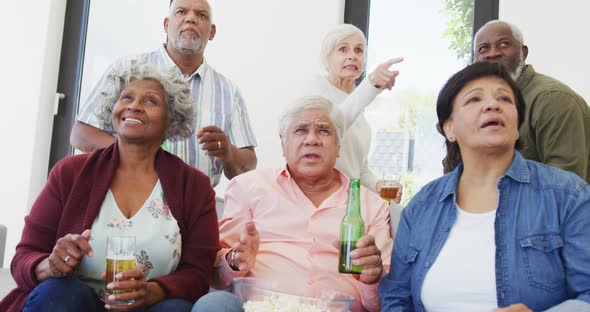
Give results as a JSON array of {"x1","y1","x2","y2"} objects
[{"x1": 338, "y1": 178, "x2": 365, "y2": 274}]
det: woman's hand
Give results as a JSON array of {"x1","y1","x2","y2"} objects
[
  {"x1": 376, "y1": 179, "x2": 404, "y2": 204},
  {"x1": 350, "y1": 235, "x2": 384, "y2": 285},
  {"x1": 35, "y1": 229, "x2": 93, "y2": 281},
  {"x1": 103, "y1": 269, "x2": 165, "y2": 311},
  {"x1": 368, "y1": 57, "x2": 404, "y2": 90},
  {"x1": 494, "y1": 303, "x2": 533, "y2": 312},
  {"x1": 227, "y1": 222, "x2": 260, "y2": 272}
]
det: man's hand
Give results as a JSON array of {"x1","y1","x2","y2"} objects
[
  {"x1": 368, "y1": 57, "x2": 404, "y2": 90},
  {"x1": 197, "y1": 125, "x2": 232, "y2": 162},
  {"x1": 350, "y1": 235, "x2": 384, "y2": 285},
  {"x1": 228, "y1": 222, "x2": 260, "y2": 272},
  {"x1": 197, "y1": 125, "x2": 257, "y2": 179}
]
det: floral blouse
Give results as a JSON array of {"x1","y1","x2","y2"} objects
[{"x1": 77, "y1": 179, "x2": 181, "y2": 299}]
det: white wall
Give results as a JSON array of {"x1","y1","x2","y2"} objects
[
  {"x1": 500, "y1": 0, "x2": 590, "y2": 103},
  {"x1": 206, "y1": 0, "x2": 345, "y2": 170},
  {"x1": 0, "y1": 0, "x2": 66, "y2": 265}
]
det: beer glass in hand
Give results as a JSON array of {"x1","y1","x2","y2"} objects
[
  {"x1": 377, "y1": 176, "x2": 401, "y2": 204},
  {"x1": 106, "y1": 236, "x2": 136, "y2": 305}
]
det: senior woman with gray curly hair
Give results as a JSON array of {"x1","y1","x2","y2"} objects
[{"x1": 0, "y1": 61, "x2": 220, "y2": 312}]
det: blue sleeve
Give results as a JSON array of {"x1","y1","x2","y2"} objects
[
  {"x1": 562, "y1": 182, "x2": 590, "y2": 304},
  {"x1": 378, "y1": 201, "x2": 416, "y2": 311}
]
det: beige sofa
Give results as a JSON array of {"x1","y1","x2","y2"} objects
[
  {"x1": 0, "y1": 224, "x2": 5, "y2": 269},
  {"x1": 0, "y1": 224, "x2": 16, "y2": 299}
]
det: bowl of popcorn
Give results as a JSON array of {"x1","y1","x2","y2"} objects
[{"x1": 232, "y1": 277, "x2": 355, "y2": 312}]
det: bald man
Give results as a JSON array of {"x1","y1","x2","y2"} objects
[{"x1": 472, "y1": 20, "x2": 590, "y2": 183}]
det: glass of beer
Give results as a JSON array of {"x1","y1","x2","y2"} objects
[
  {"x1": 106, "y1": 236, "x2": 136, "y2": 305},
  {"x1": 378, "y1": 176, "x2": 400, "y2": 204}
]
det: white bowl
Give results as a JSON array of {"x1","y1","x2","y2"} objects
[{"x1": 232, "y1": 277, "x2": 355, "y2": 312}]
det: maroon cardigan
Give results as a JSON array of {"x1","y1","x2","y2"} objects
[{"x1": 0, "y1": 143, "x2": 220, "y2": 311}]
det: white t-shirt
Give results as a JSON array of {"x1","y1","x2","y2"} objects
[{"x1": 421, "y1": 205, "x2": 498, "y2": 311}]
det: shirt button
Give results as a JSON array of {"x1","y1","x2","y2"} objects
[
  {"x1": 443, "y1": 226, "x2": 449, "y2": 232},
  {"x1": 425, "y1": 262, "x2": 430, "y2": 268}
]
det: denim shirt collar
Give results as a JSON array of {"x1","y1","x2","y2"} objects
[{"x1": 439, "y1": 151, "x2": 530, "y2": 203}]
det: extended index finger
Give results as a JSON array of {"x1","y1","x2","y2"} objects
[
  {"x1": 240, "y1": 222, "x2": 259, "y2": 245},
  {"x1": 381, "y1": 57, "x2": 404, "y2": 69},
  {"x1": 69, "y1": 236, "x2": 93, "y2": 258},
  {"x1": 245, "y1": 222, "x2": 258, "y2": 236}
]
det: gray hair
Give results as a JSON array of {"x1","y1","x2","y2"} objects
[
  {"x1": 94, "y1": 59, "x2": 194, "y2": 141},
  {"x1": 474, "y1": 20, "x2": 525, "y2": 53},
  {"x1": 320, "y1": 24, "x2": 367, "y2": 72},
  {"x1": 278, "y1": 96, "x2": 345, "y2": 144}
]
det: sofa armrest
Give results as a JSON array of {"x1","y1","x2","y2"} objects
[
  {"x1": 0, "y1": 268, "x2": 16, "y2": 299},
  {"x1": 0, "y1": 224, "x2": 6, "y2": 268}
]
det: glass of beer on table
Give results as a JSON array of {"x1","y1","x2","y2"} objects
[
  {"x1": 106, "y1": 236, "x2": 136, "y2": 305},
  {"x1": 378, "y1": 175, "x2": 400, "y2": 204}
]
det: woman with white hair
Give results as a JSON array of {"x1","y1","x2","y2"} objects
[
  {"x1": 0, "y1": 60, "x2": 219, "y2": 311},
  {"x1": 306, "y1": 24, "x2": 403, "y2": 202}
]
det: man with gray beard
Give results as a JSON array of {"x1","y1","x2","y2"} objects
[
  {"x1": 472, "y1": 20, "x2": 590, "y2": 183},
  {"x1": 72, "y1": 0, "x2": 258, "y2": 187}
]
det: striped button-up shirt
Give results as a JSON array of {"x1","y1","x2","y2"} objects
[{"x1": 77, "y1": 45, "x2": 257, "y2": 186}]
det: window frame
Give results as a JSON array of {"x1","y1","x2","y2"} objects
[
  {"x1": 344, "y1": 0, "x2": 499, "y2": 62},
  {"x1": 48, "y1": 0, "x2": 91, "y2": 171}
]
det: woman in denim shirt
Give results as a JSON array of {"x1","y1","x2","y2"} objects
[{"x1": 379, "y1": 62, "x2": 590, "y2": 312}]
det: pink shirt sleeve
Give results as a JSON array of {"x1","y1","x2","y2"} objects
[{"x1": 211, "y1": 177, "x2": 254, "y2": 289}]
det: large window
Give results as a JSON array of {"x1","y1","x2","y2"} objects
[
  {"x1": 346, "y1": 0, "x2": 497, "y2": 204},
  {"x1": 79, "y1": 1, "x2": 167, "y2": 112}
]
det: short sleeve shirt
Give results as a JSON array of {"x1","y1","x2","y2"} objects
[{"x1": 77, "y1": 45, "x2": 258, "y2": 186}]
